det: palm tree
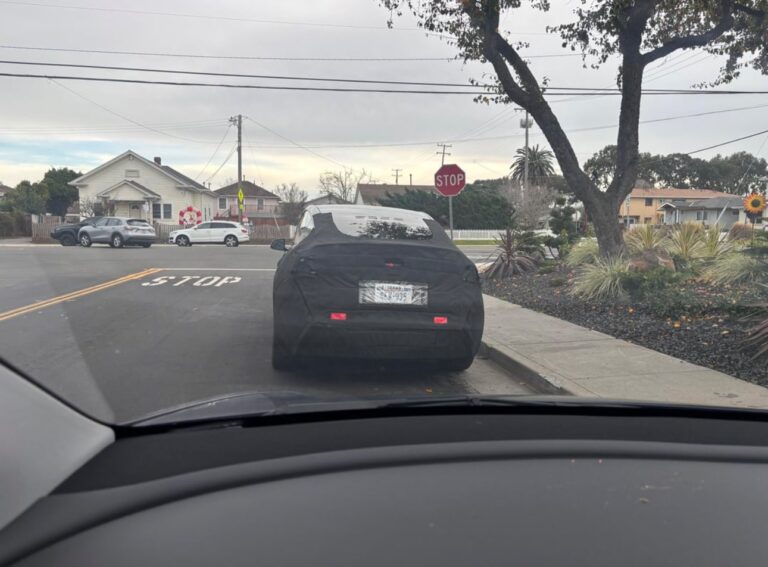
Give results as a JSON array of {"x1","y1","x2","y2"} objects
[{"x1": 510, "y1": 144, "x2": 556, "y2": 186}]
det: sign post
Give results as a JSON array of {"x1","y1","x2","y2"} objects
[
  {"x1": 434, "y1": 164, "x2": 466, "y2": 240},
  {"x1": 237, "y1": 187, "x2": 245, "y2": 222}
]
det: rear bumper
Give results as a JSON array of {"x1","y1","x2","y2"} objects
[
  {"x1": 280, "y1": 310, "x2": 482, "y2": 361},
  {"x1": 124, "y1": 235, "x2": 156, "y2": 245}
]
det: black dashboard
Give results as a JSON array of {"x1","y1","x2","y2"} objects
[{"x1": 4, "y1": 409, "x2": 768, "y2": 566}]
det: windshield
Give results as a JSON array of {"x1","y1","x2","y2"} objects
[{"x1": 2, "y1": 1, "x2": 768, "y2": 426}]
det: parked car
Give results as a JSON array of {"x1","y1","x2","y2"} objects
[
  {"x1": 269, "y1": 205, "x2": 484, "y2": 370},
  {"x1": 169, "y1": 221, "x2": 249, "y2": 247},
  {"x1": 78, "y1": 217, "x2": 156, "y2": 248},
  {"x1": 50, "y1": 217, "x2": 103, "y2": 246}
]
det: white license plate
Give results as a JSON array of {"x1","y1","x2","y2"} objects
[{"x1": 359, "y1": 281, "x2": 428, "y2": 306}]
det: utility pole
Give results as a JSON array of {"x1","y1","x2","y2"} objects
[
  {"x1": 229, "y1": 114, "x2": 243, "y2": 223},
  {"x1": 437, "y1": 143, "x2": 454, "y2": 239},
  {"x1": 409, "y1": 173, "x2": 413, "y2": 186},
  {"x1": 391, "y1": 169, "x2": 402, "y2": 184},
  {"x1": 520, "y1": 110, "x2": 532, "y2": 201}
]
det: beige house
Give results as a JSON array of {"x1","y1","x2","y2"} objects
[
  {"x1": 618, "y1": 187, "x2": 732, "y2": 226},
  {"x1": 69, "y1": 150, "x2": 218, "y2": 224}
]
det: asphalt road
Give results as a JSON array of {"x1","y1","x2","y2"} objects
[{"x1": 0, "y1": 244, "x2": 533, "y2": 423}]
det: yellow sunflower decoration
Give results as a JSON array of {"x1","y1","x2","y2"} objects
[{"x1": 744, "y1": 193, "x2": 767, "y2": 215}]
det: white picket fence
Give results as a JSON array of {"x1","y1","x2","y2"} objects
[{"x1": 450, "y1": 229, "x2": 557, "y2": 240}]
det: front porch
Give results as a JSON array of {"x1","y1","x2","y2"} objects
[{"x1": 96, "y1": 180, "x2": 160, "y2": 221}]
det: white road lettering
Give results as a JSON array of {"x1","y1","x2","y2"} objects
[
  {"x1": 141, "y1": 274, "x2": 244, "y2": 287},
  {"x1": 174, "y1": 276, "x2": 200, "y2": 286},
  {"x1": 193, "y1": 276, "x2": 220, "y2": 287},
  {"x1": 215, "y1": 276, "x2": 242, "y2": 287}
]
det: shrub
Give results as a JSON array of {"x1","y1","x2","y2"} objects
[
  {"x1": 548, "y1": 275, "x2": 567, "y2": 287},
  {"x1": 621, "y1": 267, "x2": 681, "y2": 300},
  {"x1": 698, "y1": 224, "x2": 732, "y2": 259},
  {"x1": 743, "y1": 302, "x2": 768, "y2": 360},
  {"x1": 728, "y1": 223, "x2": 752, "y2": 242},
  {"x1": 705, "y1": 251, "x2": 766, "y2": 285},
  {"x1": 484, "y1": 228, "x2": 541, "y2": 280},
  {"x1": 571, "y1": 255, "x2": 629, "y2": 300},
  {"x1": 625, "y1": 224, "x2": 667, "y2": 255},
  {"x1": 538, "y1": 264, "x2": 557, "y2": 275},
  {"x1": 667, "y1": 222, "x2": 704, "y2": 266},
  {"x1": 565, "y1": 238, "x2": 599, "y2": 267}
]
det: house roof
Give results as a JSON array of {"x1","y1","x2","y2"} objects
[
  {"x1": 657, "y1": 196, "x2": 744, "y2": 211},
  {"x1": 304, "y1": 194, "x2": 349, "y2": 207},
  {"x1": 355, "y1": 183, "x2": 434, "y2": 205},
  {"x1": 215, "y1": 180, "x2": 280, "y2": 199},
  {"x1": 69, "y1": 150, "x2": 213, "y2": 195},
  {"x1": 0, "y1": 182, "x2": 11, "y2": 196},
  {"x1": 629, "y1": 187, "x2": 729, "y2": 199},
  {"x1": 96, "y1": 180, "x2": 162, "y2": 200}
]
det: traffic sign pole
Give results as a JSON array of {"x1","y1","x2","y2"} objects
[
  {"x1": 433, "y1": 163, "x2": 466, "y2": 241},
  {"x1": 448, "y1": 196, "x2": 454, "y2": 240}
]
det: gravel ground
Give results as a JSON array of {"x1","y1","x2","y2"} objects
[{"x1": 483, "y1": 268, "x2": 768, "y2": 386}]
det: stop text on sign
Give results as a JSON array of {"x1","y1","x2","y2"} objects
[
  {"x1": 141, "y1": 275, "x2": 242, "y2": 287},
  {"x1": 434, "y1": 164, "x2": 467, "y2": 197}
]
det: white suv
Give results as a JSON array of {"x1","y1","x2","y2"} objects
[{"x1": 169, "y1": 221, "x2": 250, "y2": 247}]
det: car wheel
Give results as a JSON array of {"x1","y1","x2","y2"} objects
[
  {"x1": 176, "y1": 235, "x2": 190, "y2": 247},
  {"x1": 79, "y1": 233, "x2": 92, "y2": 247},
  {"x1": 272, "y1": 337, "x2": 296, "y2": 371},
  {"x1": 436, "y1": 356, "x2": 475, "y2": 372},
  {"x1": 59, "y1": 233, "x2": 76, "y2": 246},
  {"x1": 112, "y1": 233, "x2": 124, "y2": 249},
  {"x1": 225, "y1": 235, "x2": 239, "y2": 247},
  {"x1": 142, "y1": 243, "x2": 152, "y2": 248}
]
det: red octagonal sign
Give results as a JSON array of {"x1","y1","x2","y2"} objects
[{"x1": 434, "y1": 164, "x2": 466, "y2": 197}]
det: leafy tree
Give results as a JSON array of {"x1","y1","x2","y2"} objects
[
  {"x1": 380, "y1": 0, "x2": 768, "y2": 256},
  {"x1": 318, "y1": 168, "x2": 372, "y2": 202},
  {"x1": 585, "y1": 146, "x2": 768, "y2": 193},
  {"x1": 510, "y1": 144, "x2": 555, "y2": 186},
  {"x1": 275, "y1": 182, "x2": 307, "y2": 225},
  {"x1": 41, "y1": 167, "x2": 80, "y2": 217},
  {"x1": 5, "y1": 180, "x2": 48, "y2": 215},
  {"x1": 547, "y1": 197, "x2": 578, "y2": 244},
  {"x1": 378, "y1": 187, "x2": 514, "y2": 229}
]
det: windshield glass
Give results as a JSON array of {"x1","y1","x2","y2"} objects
[{"x1": 1, "y1": 1, "x2": 768, "y2": 426}]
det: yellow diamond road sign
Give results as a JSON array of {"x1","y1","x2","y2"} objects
[{"x1": 237, "y1": 187, "x2": 244, "y2": 203}]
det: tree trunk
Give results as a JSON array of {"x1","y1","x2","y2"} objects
[{"x1": 588, "y1": 198, "x2": 624, "y2": 258}]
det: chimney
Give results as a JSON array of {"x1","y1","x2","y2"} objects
[{"x1": 154, "y1": 156, "x2": 162, "y2": 165}]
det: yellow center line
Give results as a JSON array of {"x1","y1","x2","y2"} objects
[{"x1": 0, "y1": 268, "x2": 163, "y2": 323}]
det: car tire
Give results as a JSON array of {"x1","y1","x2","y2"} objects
[
  {"x1": 437, "y1": 356, "x2": 475, "y2": 372},
  {"x1": 271, "y1": 337, "x2": 296, "y2": 371},
  {"x1": 79, "y1": 233, "x2": 92, "y2": 247},
  {"x1": 142, "y1": 243, "x2": 152, "y2": 248},
  {"x1": 176, "y1": 235, "x2": 190, "y2": 247},
  {"x1": 225, "y1": 235, "x2": 239, "y2": 247},
  {"x1": 59, "y1": 233, "x2": 76, "y2": 246},
  {"x1": 112, "y1": 233, "x2": 124, "y2": 249}
]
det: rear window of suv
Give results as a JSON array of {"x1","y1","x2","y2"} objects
[
  {"x1": 332, "y1": 213, "x2": 433, "y2": 240},
  {"x1": 127, "y1": 219, "x2": 150, "y2": 226}
]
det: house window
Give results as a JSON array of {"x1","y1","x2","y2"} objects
[
  {"x1": 152, "y1": 203, "x2": 172, "y2": 219},
  {"x1": 152, "y1": 203, "x2": 161, "y2": 219},
  {"x1": 125, "y1": 169, "x2": 140, "y2": 178},
  {"x1": 696, "y1": 211, "x2": 709, "y2": 221},
  {"x1": 218, "y1": 197, "x2": 227, "y2": 210},
  {"x1": 732, "y1": 209, "x2": 740, "y2": 215},
  {"x1": 645, "y1": 198, "x2": 653, "y2": 206},
  {"x1": 644, "y1": 217, "x2": 652, "y2": 224},
  {"x1": 163, "y1": 204, "x2": 172, "y2": 219},
  {"x1": 257, "y1": 198, "x2": 264, "y2": 211},
  {"x1": 696, "y1": 211, "x2": 702, "y2": 220}
]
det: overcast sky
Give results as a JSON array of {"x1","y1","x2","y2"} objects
[{"x1": 1, "y1": 0, "x2": 767, "y2": 196}]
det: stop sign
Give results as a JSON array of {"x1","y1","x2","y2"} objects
[{"x1": 434, "y1": 164, "x2": 466, "y2": 197}]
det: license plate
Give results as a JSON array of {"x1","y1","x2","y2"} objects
[{"x1": 359, "y1": 281, "x2": 428, "y2": 306}]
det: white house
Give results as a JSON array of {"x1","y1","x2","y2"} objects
[
  {"x1": 657, "y1": 195, "x2": 749, "y2": 229},
  {"x1": 69, "y1": 150, "x2": 218, "y2": 224}
]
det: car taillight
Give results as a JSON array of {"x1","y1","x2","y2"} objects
[
  {"x1": 241, "y1": 228, "x2": 248, "y2": 234},
  {"x1": 330, "y1": 312, "x2": 347, "y2": 321},
  {"x1": 433, "y1": 316, "x2": 448, "y2": 325}
]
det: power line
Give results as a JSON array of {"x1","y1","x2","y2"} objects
[
  {"x1": 204, "y1": 143, "x2": 238, "y2": 185},
  {"x1": 243, "y1": 116, "x2": 347, "y2": 169},
  {"x1": 47, "y1": 79, "x2": 225, "y2": 143},
  {"x1": 0, "y1": 45, "x2": 585, "y2": 62},
  {"x1": 194, "y1": 124, "x2": 233, "y2": 181},
  {"x1": 687, "y1": 127, "x2": 768, "y2": 155},
  {"x1": 6, "y1": 72, "x2": 768, "y2": 95}
]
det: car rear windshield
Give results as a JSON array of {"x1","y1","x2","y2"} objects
[
  {"x1": 332, "y1": 213, "x2": 433, "y2": 240},
  {"x1": 127, "y1": 219, "x2": 150, "y2": 226}
]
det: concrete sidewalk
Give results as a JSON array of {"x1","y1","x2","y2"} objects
[{"x1": 482, "y1": 294, "x2": 768, "y2": 408}]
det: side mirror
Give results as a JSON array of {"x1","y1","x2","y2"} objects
[{"x1": 270, "y1": 238, "x2": 288, "y2": 252}]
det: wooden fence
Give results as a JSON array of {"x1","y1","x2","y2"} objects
[
  {"x1": 31, "y1": 217, "x2": 63, "y2": 243},
  {"x1": 154, "y1": 222, "x2": 294, "y2": 244}
]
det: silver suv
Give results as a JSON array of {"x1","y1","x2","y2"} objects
[{"x1": 78, "y1": 217, "x2": 157, "y2": 248}]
